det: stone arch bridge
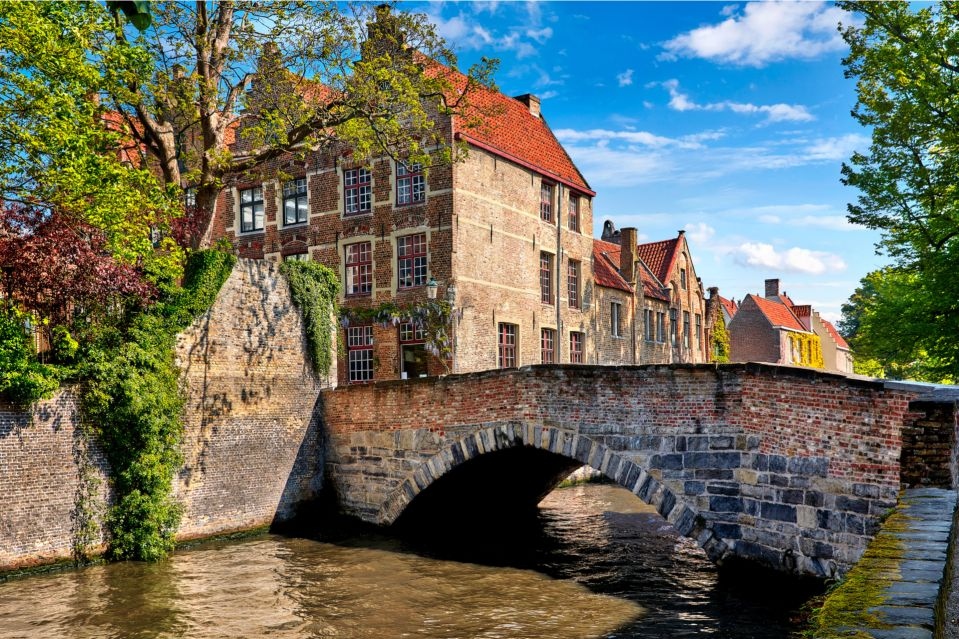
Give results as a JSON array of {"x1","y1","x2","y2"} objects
[{"x1": 321, "y1": 364, "x2": 957, "y2": 578}]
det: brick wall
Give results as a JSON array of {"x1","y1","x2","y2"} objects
[
  {"x1": 0, "y1": 259, "x2": 330, "y2": 571},
  {"x1": 321, "y1": 363, "x2": 919, "y2": 577},
  {"x1": 728, "y1": 298, "x2": 780, "y2": 363},
  {"x1": 900, "y1": 400, "x2": 957, "y2": 489}
]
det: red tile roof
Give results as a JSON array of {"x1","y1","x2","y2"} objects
[
  {"x1": 822, "y1": 319, "x2": 851, "y2": 350},
  {"x1": 636, "y1": 236, "x2": 682, "y2": 285},
  {"x1": 431, "y1": 62, "x2": 593, "y2": 196},
  {"x1": 719, "y1": 296, "x2": 738, "y2": 318},
  {"x1": 592, "y1": 240, "x2": 632, "y2": 293},
  {"x1": 594, "y1": 239, "x2": 669, "y2": 301},
  {"x1": 746, "y1": 294, "x2": 807, "y2": 331}
]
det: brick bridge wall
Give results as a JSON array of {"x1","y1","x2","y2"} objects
[
  {"x1": 322, "y1": 364, "x2": 915, "y2": 577},
  {"x1": 0, "y1": 259, "x2": 330, "y2": 571}
]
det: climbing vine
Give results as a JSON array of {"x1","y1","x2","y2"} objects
[
  {"x1": 711, "y1": 312, "x2": 730, "y2": 364},
  {"x1": 279, "y1": 260, "x2": 340, "y2": 376},
  {"x1": 340, "y1": 300, "x2": 453, "y2": 370},
  {"x1": 81, "y1": 249, "x2": 235, "y2": 561},
  {"x1": 787, "y1": 332, "x2": 825, "y2": 369}
]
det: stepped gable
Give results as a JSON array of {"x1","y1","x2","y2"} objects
[{"x1": 822, "y1": 319, "x2": 850, "y2": 349}]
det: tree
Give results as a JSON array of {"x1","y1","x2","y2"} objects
[
  {"x1": 711, "y1": 311, "x2": 730, "y2": 364},
  {"x1": 837, "y1": 1, "x2": 959, "y2": 381},
  {"x1": 0, "y1": 205, "x2": 155, "y2": 346},
  {"x1": 91, "y1": 1, "x2": 496, "y2": 248},
  {"x1": 0, "y1": 2, "x2": 181, "y2": 274}
]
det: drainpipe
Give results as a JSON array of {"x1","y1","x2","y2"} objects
[{"x1": 556, "y1": 183, "x2": 563, "y2": 363}]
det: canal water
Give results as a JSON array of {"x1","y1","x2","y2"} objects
[{"x1": 0, "y1": 484, "x2": 817, "y2": 638}]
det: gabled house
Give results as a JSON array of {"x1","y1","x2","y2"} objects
[
  {"x1": 727, "y1": 279, "x2": 852, "y2": 372},
  {"x1": 594, "y1": 222, "x2": 712, "y2": 364}
]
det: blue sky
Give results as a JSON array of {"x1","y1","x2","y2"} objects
[{"x1": 411, "y1": 0, "x2": 883, "y2": 322}]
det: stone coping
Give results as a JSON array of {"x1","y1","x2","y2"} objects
[{"x1": 815, "y1": 488, "x2": 957, "y2": 638}]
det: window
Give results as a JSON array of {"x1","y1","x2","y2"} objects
[
  {"x1": 656, "y1": 311, "x2": 666, "y2": 343},
  {"x1": 344, "y1": 168, "x2": 372, "y2": 215},
  {"x1": 644, "y1": 309, "x2": 653, "y2": 342},
  {"x1": 540, "y1": 252, "x2": 553, "y2": 304},
  {"x1": 239, "y1": 186, "x2": 264, "y2": 232},
  {"x1": 683, "y1": 310, "x2": 690, "y2": 349},
  {"x1": 540, "y1": 183, "x2": 554, "y2": 222},
  {"x1": 696, "y1": 313, "x2": 702, "y2": 350},
  {"x1": 541, "y1": 328, "x2": 555, "y2": 363},
  {"x1": 670, "y1": 308, "x2": 678, "y2": 345},
  {"x1": 498, "y1": 323, "x2": 517, "y2": 368},
  {"x1": 345, "y1": 242, "x2": 372, "y2": 296},
  {"x1": 568, "y1": 195, "x2": 580, "y2": 232},
  {"x1": 399, "y1": 322, "x2": 428, "y2": 378},
  {"x1": 347, "y1": 325, "x2": 373, "y2": 383},
  {"x1": 397, "y1": 233, "x2": 427, "y2": 288},
  {"x1": 283, "y1": 253, "x2": 308, "y2": 262},
  {"x1": 283, "y1": 178, "x2": 308, "y2": 225},
  {"x1": 680, "y1": 268, "x2": 687, "y2": 290},
  {"x1": 397, "y1": 162, "x2": 425, "y2": 206},
  {"x1": 611, "y1": 302, "x2": 622, "y2": 338},
  {"x1": 570, "y1": 331, "x2": 584, "y2": 363},
  {"x1": 567, "y1": 259, "x2": 580, "y2": 309}
]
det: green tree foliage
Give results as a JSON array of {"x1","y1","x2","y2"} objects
[
  {"x1": 837, "y1": 1, "x2": 959, "y2": 382},
  {"x1": 89, "y1": 0, "x2": 497, "y2": 247},
  {"x1": 0, "y1": 2, "x2": 182, "y2": 277},
  {"x1": 0, "y1": 308, "x2": 60, "y2": 405}
]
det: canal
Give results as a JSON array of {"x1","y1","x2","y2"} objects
[{"x1": 0, "y1": 484, "x2": 818, "y2": 638}]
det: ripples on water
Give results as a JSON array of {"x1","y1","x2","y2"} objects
[{"x1": 0, "y1": 484, "x2": 816, "y2": 638}]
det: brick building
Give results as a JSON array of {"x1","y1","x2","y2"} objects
[
  {"x1": 595, "y1": 222, "x2": 713, "y2": 364},
  {"x1": 207, "y1": 61, "x2": 601, "y2": 382},
  {"x1": 727, "y1": 279, "x2": 853, "y2": 372}
]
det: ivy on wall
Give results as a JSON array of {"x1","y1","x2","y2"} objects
[
  {"x1": 787, "y1": 332, "x2": 825, "y2": 369},
  {"x1": 81, "y1": 249, "x2": 235, "y2": 561},
  {"x1": 711, "y1": 312, "x2": 730, "y2": 364},
  {"x1": 279, "y1": 260, "x2": 341, "y2": 376}
]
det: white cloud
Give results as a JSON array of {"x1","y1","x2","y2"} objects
[
  {"x1": 662, "y1": 80, "x2": 813, "y2": 123},
  {"x1": 539, "y1": 90, "x2": 559, "y2": 100},
  {"x1": 684, "y1": 222, "x2": 716, "y2": 244},
  {"x1": 526, "y1": 27, "x2": 553, "y2": 44},
  {"x1": 554, "y1": 127, "x2": 718, "y2": 150},
  {"x1": 426, "y1": 4, "x2": 555, "y2": 60},
  {"x1": 733, "y1": 242, "x2": 846, "y2": 275},
  {"x1": 617, "y1": 69, "x2": 634, "y2": 87},
  {"x1": 661, "y1": 1, "x2": 850, "y2": 67},
  {"x1": 803, "y1": 134, "x2": 870, "y2": 160}
]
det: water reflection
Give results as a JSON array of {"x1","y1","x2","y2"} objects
[{"x1": 0, "y1": 484, "x2": 814, "y2": 639}]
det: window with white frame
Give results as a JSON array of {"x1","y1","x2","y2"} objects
[
  {"x1": 499, "y1": 323, "x2": 517, "y2": 368},
  {"x1": 570, "y1": 331, "x2": 584, "y2": 363},
  {"x1": 397, "y1": 233, "x2": 427, "y2": 289},
  {"x1": 540, "y1": 182, "x2": 554, "y2": 222},
  {"x1": 396, "y1": 162, "x2": 425, "y2": 206},
  {"x1": 656, "y1": 311, "x2": 666, "y2": 343},
  {"x1": 644, "y1": 309, "x2": 654, "y2": 342},
  {"x1": 683, "y1": 310, "x2": 690, "y2": 349},
  {"x1": 344, "y1": 168, "x2": 372, "y2": 215},
  {"x1": 399, "y1": 322, "x2": 428, "y2": 378},
  {"x1": 345, "y1": 241, "x2": 372, "y2": 296},
  {"x1": 611, "y1": 302, "x2": 622, "y2": 337},
  {"x1": 239, "y1": 186, "x2": 264, "y2": 232},
  {"x1": 283, "y1": 177, "x2": 308, "y2": 225},
  {"x1": 347, "y1": 325, "x2": 373, "y2": 383}
]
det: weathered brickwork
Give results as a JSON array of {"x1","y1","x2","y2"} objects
[
  {"x1": 321, "y1": 363, "x2": 924, "y2": 577},
  {"x1": 900, "y1": 400, "x2": 957, "y2": 489},
  {"x1": 0, "y1": 259, "x2": 330, "y2": 570},
  {"x1": 589, "y1": 287, "x2": 635, "y2": 365},
  {"x1": 0, "y1": 389, "x2": 111, "y2": 571}
]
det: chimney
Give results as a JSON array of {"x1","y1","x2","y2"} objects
[
  {"x1": 792, "y1": 304, "x2": 812, "y2": 330},
  {"x1": 514, "y1": 93, "x2": 541, "y2": 118},
  {"x1": 364, "y1": 4, "x2": 406, "y2": 58},
  {"x1": 601, "y1": 219, "x2": 620, "y2": 244},
  {"x1": 764, "y1": 278, "x2": 780, "y2": 298},
  {"x1": 621, "y1": 227, "x2": 638, "y2": 285}
]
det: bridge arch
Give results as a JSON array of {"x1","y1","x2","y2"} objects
[{"x1": 379, "y1": 423, "x2": 729, "y2": 563}]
